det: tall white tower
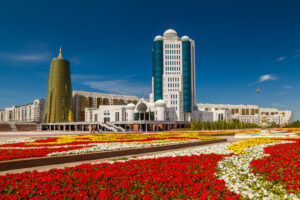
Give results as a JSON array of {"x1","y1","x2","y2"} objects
[{"x1": 150, "y1": 29, "x2": 196, "y2": 121}]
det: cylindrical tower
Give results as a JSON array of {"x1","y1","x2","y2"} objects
[
  {"x1": 155, "y1": 100, "x2": 166, "y2": 121},
  {"x1": 126, "y1": 103, "x2": 135, "y2": 121},
  {"x1": 43, "y1": 47, "x2": 73, "y2": 123},
  {"x1": 182, "y1": 38, "x2": 192, "y2": 113},
  {"x1": 153, "y1": 35, "x2": 164, "y2": 102}
]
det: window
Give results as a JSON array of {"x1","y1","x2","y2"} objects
[
  {"x1": 104, "y1": 117, "x2": 110, "y2": 123},
  {"x1": 115, "y1": 112, "x2": 119, "y2": 121},
  {"x1": 150, "y1": 112, "x2": 154, "y2": 120}
]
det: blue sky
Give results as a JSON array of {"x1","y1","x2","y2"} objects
[{"x1": 0, "y1": 0, "x2": 300, "y2": 119}]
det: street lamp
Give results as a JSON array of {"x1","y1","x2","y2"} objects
[{"x1": 256, "y1": 88, "x2": 261, "y2": 125}]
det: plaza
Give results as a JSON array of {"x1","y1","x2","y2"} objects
[{"x1": 0, "y1": 1, "x2": 299, "y2": 198}]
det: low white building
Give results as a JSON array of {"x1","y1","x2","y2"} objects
[
  {"x1": 85, "y1": 99, "x2": 237, "y2": 125},
  {"x1": 0, "y1": 99, "x2": 45, "y2": 123},
  {"x1": 192, "y1": 110, "x2": 213, "y2": 122},
  {"x1": 192, "y1": 108, "x2": 232, "y2": 122},
  {"x1": 197, "y1": 103, "x2": 293, "y2": 125},
  {"x1": 85, "y1": 99, "x2": 178, "y2": 123},
  {"x1": 72, "y1": 91, "x2": 139, "y2": 122}
]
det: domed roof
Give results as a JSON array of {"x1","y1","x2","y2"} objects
[
  {"x1": 155, "y1": 99, "x2": 166, "y2": 106},
  {"x1": 181, "y1": 35, "x2": 190, "y2": 41},
  {"x1": 126, "y1": 103, "x2": 135, "y2": 109},
  {"x1": 154, "y1": 35, "x2": 163, "y2": 41},
  {"x1": 163, "y1": 29, "x2": 177, "y2": 36}
]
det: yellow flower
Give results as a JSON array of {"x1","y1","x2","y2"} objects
[
  {"x1": 162, "y1": 129, "x2": 260, "y2": 135},
  {"x1": 27, "y1": 133, "x2": 217, "y2": 146},
  {"x1": 228, "y1": 138, "x2": 282, "y2": 154}
]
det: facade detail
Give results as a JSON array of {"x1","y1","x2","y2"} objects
[
  {"x1": 0, "y1": 99, "x2": 45, "y2": 123},
  {"x1": 197, "y1": 103, "x2": 293, "y2": 125},
  {"x1": 43, "y1": 47, "x2": 73, "y2": 123},
  {"x1": 150, "y1": 29, "x2": 196, "y2": 122},
  {"x1": 192, "y1": 109, "x2": 232, "y2": 123}
]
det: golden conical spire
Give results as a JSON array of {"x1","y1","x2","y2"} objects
[{"x1": 58, "y1": 46, "x2": 63, "y2": 59}]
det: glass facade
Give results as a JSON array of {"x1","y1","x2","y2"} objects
[
  {"x1": 182, "y1": 41, "x2": 192, "y2": 112},
  {"x1": 43, "y1": 58, "x2": 73, "y2": 123},
  {"x1": 153, "y1": 40, "x2": 163, "y2": 101},
  {"x1": 134, "y1": 113, "x2": 139, "y2": 121}
]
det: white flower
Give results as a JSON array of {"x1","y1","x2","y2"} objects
[
  {"x1": 92, "y1": 143, "x2": 232, "y2": 164},
  {"x1": 0, "y1": 137, "x2": 37, "y2": 144},
  {"x1": 216, "y1": 141, "x2": 298, "y2": 200},
  {"x1": 47, "y1": 140, "x2": 209, "y2": 157}
]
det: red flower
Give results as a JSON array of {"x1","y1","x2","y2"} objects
[
  {"x1": 251, "y1": 138, "x2": 300, "y2": 193},
  {"x1": 0, "y1": 154, "x2": 241, "y2": 199}
]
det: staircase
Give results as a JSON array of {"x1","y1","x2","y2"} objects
[
  {"x1": 107, "y1": 122, "x2": 125, "y2": 132},
  {"x1": 9, "y1": 123, "x2": 18, "y2": 132},
  {"x1": 99, "y1": 123, "x2": 118, "y2": 132}
]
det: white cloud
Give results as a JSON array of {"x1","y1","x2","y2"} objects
[
  {"x1": 276, "y1": 91, "x2": 287, "y2": 96},
  {"x1": 294, "y1": 49, "x2": 300, "y2": 58},
  {"x1": 72, "y1": 74, "x2": 149, "y2": 97},
  {"x1": 276, "y1": 56, "x2": 285, "y2": 62},
  {"x1": 83, "y1": 79, "x2": 151, "y2": 97},
  {"x1": 272, "y1": 103, "x2": 281, "y2": 107},
  {"x1": 285, "y1": 85, "x2": 292, "y2": 89},
  {"x1": 71, "y1": 74, "x2": 105, "y2": 81},
  {"x1": 259, "y1": 74, "x2": 277, "y2": 82},
  {"x1": 0, "y1": 52, "x2": 49, "y2": 62}
]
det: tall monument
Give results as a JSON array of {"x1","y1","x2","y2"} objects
[{"x1": 43, "y1": 47, "x2": 73, "y2": 123}]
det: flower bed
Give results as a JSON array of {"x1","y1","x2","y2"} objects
[
  {"x1": 0, "y1": 155, "x2": 241, "y2": 199},
  {"x1": 217, "y1": 138, "x2": 299, "y2": 199},
  {"x1": 270, "y1": 128, "x2": 300, "y2": 133},
  {"x1": 0, "y1": 133, "x2": 216, "y2": 161},
  {"x1": 251, "y1": 139, "x2": 300, "y2": 195},
  {"x1": 112, "y1": 137, "x2": 300, "y2": 199},
  {"x1": 0, "y1": 137, "x2": 298, "y2": 199},
  {"x1": 0, "y1": 146, "x2": 92, "y2": 161}
]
